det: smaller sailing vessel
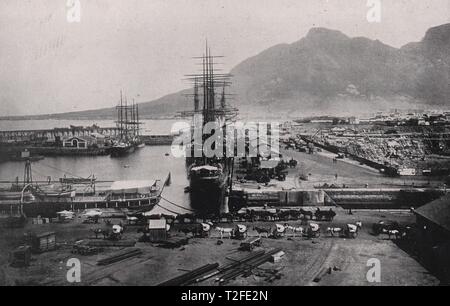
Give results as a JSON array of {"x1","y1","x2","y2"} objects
[
  {"x1": 109, "y1": 141, "x2": 135, "y2": 157},
  {"x1": 108, "y1": 91, "x2": 142, "y2": 157}
]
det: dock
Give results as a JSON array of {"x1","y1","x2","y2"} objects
[{"x1": 141, "y1": 135, "x2": 174, "y2": 146}]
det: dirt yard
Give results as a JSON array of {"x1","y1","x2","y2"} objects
[{"x1": 0, "y1": 208, "x2": 440, "y2": 286}]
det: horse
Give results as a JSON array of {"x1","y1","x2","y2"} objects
[
  {"x1": 278, "y1": 210, "x2": 292, "y2": 221},
  {"x1": 261, "y1": 210, "x2": 278, "y2": 221},
  {"x1": 178, "y1": 223, "x2": 203, "y2": 237},
  {"x1": 382, "y1": 228, "x2": 402, "y2": 240},
  {"x1": 315, "y1": 208, "x2": 336, "y2": 221},
  {"x1": 215, "y1": 227, "x2": 235, "y2": 239},
  {"x1": 91, "y1": 227, "x2": 110, "y2": 239},
  {"x1": 289, "y1": 210, "x2": 302, "y2": 220},
  {"x1": 300, "y1": 208, "x2": 313, "y2": 220},
  {"x1": 253, "y1": 226, "x2": 271, "y2": 238},
  {"x1": 326, "y1": 227, "x2": 343, "y2": 237},
  {"x1": 284, "y1": 224, "x2": 304, "y2": 237}
]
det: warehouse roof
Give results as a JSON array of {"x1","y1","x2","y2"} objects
[{"x1": 414, "y1": 194, "x2": 450, "y2": 233}]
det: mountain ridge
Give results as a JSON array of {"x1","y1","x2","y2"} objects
[{"x1": 4, "y1": 23, "x2": 449, "y2": 120}]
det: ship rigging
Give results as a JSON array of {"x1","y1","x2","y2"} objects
[{"x1": 181, "y1": 44, "x2": 238, "y2": 214}]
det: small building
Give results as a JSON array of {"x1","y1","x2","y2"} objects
[
  {"x1": 147, "y1": 219, "x2": 168, "y2": 242},
  {"x1": 348, "y1": 117, "x2": 360, "y2": 125},
  {"x1": 9, "y1": 246, "x2": 31, "y2": 267},
  {"x1": 413, "y1": 194, "x2": 450, "y2": 283},
  {"x1": 89, "y1": 132, "x2": 106, "y2": 147},
  {"x1": 62, "y1": 136, "x2": 88, "y2": 149},
  {"x1": 27, "y1": 232, "x2": 57, "y2": 253}
]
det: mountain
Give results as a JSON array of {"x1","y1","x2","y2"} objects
[
  {"x1": 403, "y1": 23, "x2": 450, "y2": 105},
  {"x1": 230, "y1": 24, "x2": 450, "y2": 116},
  {"x1": 7, "y1": 23, "x2": 449, "y2": 119}
]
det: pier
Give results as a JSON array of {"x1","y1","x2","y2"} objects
[
  {"x1": 0, "y1": 126, "x2": 120, "y2": 143},
  {"x1": 230, "y1": 187, "x2": 446, "y2": 210}
]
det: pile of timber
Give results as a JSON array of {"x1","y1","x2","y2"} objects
[
  {"x1": 97, "y1": 248, "x2": 142, "y2": 266},
  {"x1": 157, "y1": 248, "x2": 284, "y2": 286},
  {"x1": 86, "y1": 239, "x2": 136, "y2": 247},
  {"x1": 216, "y1": 248, "x2": 283, "y2": 285},
  {"x1": 158, "y1": 263, "x2": 219, "y2": 286}
]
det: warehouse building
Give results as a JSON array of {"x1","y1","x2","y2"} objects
[{"x1": 413, "y1": 194, "x2": 450, "y2": 283}]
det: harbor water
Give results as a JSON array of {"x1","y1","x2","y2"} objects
[{"x1": 0, "y1": 119, "x2": 192, "y2": 215}]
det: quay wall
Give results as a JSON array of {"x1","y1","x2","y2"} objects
[
  {"x1": 300, "y1": 136, "x2": 398, "y2": 175},
  {"x1": 230, "y1": 188, "x2": 445, "y2": 210},
  {"x1": 141, "y1": 135, "x2": 174, "y2": 146},
  {"x1": 0, "y1": 145, "x2": 109, "y2": 157}
]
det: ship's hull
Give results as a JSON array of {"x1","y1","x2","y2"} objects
[
  {"x1": 0, "y1": 196, "x2": 159, "y2": 218},
  {"x1": 189, "y1": 175, "x2": 227, "y2": 214},
  {"x1": 108, "y1": 145, "x2": 135, "y2": 157}
]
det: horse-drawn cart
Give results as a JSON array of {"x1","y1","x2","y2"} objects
[
  {"x1": 307, "y1": 223, "x2": 321, "y2": 238},
  {"x1": 239, "y1": 237, "x2": 262, "y2": 251}
]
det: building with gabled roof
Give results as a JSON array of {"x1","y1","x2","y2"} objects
[{"x1": 413, "y1": 194, "x2": 450, "y2": 284}]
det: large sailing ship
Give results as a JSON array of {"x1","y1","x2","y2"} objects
[
  {"x1": 108, "y1": 91, "x2": 143, "y2": 157},
  {"x1": 182, "y1": 45, "x2": 238, "y2": 214}
]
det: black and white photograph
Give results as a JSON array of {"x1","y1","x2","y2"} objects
[{"x1": 0, "y1": 0, "x2": 449, "y2": 292}]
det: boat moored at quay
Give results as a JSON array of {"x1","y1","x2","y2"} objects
[
  {"x1": 0, "y1": 179, "x2": 162, "y2": 218},
  {"x1": 0, "y1": 161, "x2": 166, "y2": 218}
]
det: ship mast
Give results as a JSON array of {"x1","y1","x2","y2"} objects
[
  {"x1": 136, "y1": 102, "x2": 140, "y2": 137},
  {"x1": 115, "y1": 91, "x2": 141, "y2": 143},
  {"x1": 194, "y1": 78, "x2": 200, "y2": 111},
  {"x1": 119, "y1": 90, "x2": 123, "y2": 140},
  {"x1": 180, "y1": 43, "x2": 238, "y2": 160},
  {"x1": 124, "y1": 96, "x2": 128, "y2": 141}
]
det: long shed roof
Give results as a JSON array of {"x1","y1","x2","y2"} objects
[{"x1": 414, "y1": 194, "x2": 450, "y2": 233}]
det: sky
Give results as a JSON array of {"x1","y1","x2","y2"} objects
[{"x1": 0, "y1": 0, "x2": 449, "y2": 116}]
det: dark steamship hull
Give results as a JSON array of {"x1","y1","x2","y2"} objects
[{"x1": 189, "y1": 174, "x2": 227, "y2": 214}]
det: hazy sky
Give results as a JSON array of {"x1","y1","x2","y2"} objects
[{"x1": 0, "y1": 0, "x2": 449, "y2": 116}]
